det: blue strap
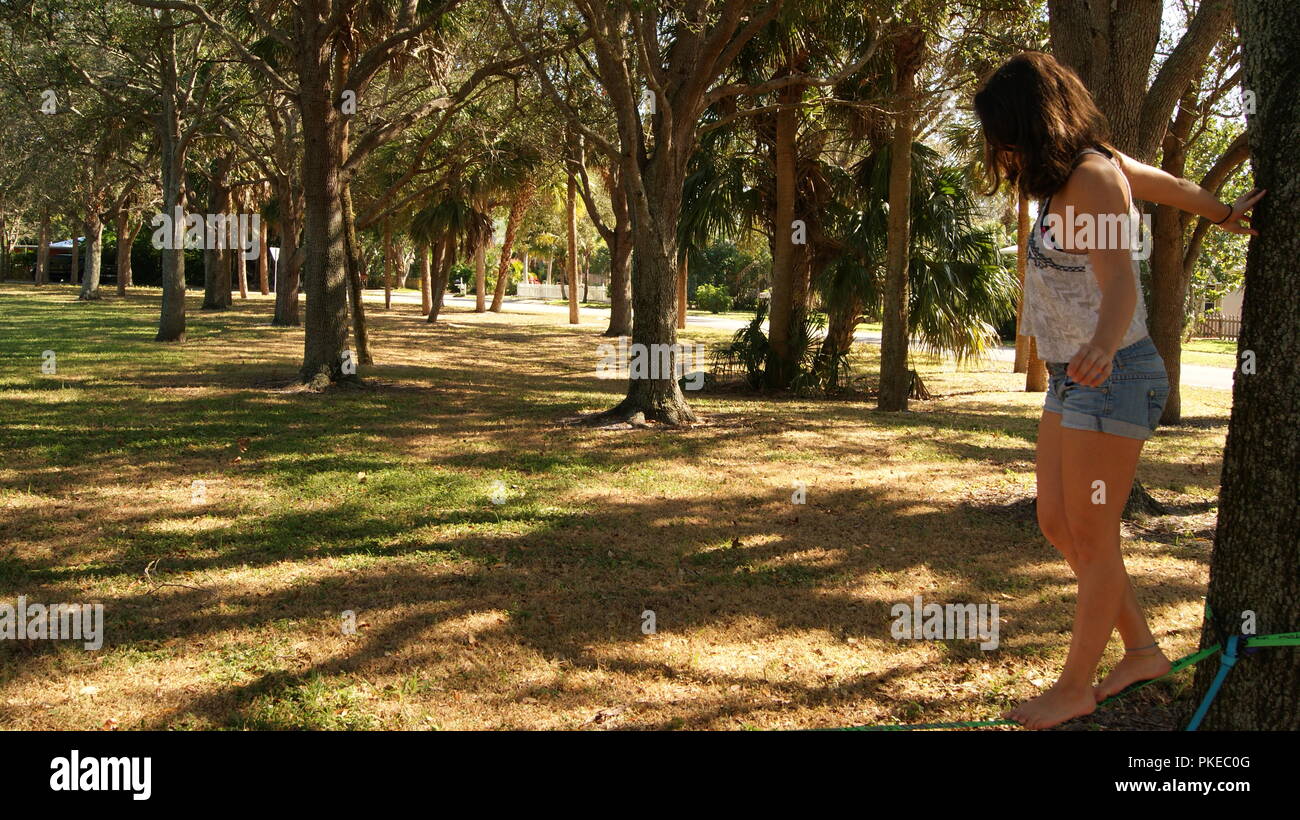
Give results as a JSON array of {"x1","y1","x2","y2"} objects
[{"x1": 1186, "y1": 635, "x2": 1240, "y2": 731}]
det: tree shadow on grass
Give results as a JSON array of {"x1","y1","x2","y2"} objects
[{"x1": 0, "y1": 285, "x2": 1222, "y2": 729}]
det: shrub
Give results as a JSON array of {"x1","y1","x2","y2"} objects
[{"x1": 695, "y1": 283, "x2": 732, "y2": 313}]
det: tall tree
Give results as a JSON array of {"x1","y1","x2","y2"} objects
[
  {"x1": 1189, "y1": 0, "x2": 1299, "y2": 730},
  {"x1": 500, "y1": 0, "x2": 796, "y2": 423},
  {"x1": 1049, "y1": 1, "x2": 1240, "y2": 424},
  {"x1": 148, "y1": 0, "x2": 534, "y2": 381},
  {"x1": 877, "y1": 24, "x2": 925, "y2": 411}
]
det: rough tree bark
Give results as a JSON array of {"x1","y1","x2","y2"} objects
[
  {"x1": 340, "y1": 182, "x2": 372, "y2": 363},
  {"x1": 765, "y1": 78, "x2": 800, "y2": 387},
  {"x1": 155, "y1": 19, "x2": 189, "y2": 342},
  {"x1": 1150, "y1": 124, "x2": 1248, "y2": 423},
  {"x1": 474, "y1": 238, "x2": 487, "y2": 312},
  {"x1": 296, "y1": 47, "x2": 351, "y2": 384},
  {"x1": 1048, "y1": 0, "x2": 1232, "y2": 160},
  {"x1": 427, "y1": 236, "x2": 454, "y2": 323},
  {"x1": 115, "y1": 211, "x2": 139, "y2": 296},
  {"x1": 78, "y1": 212, "x2": 103, "y2": 300},
  {"x1": 603, "y1": 166, "x2": 633, "y2": 337},
  {"x1": 1189, "y1": 0, "x2": 1300, "y2": 730},
  {"x1": 202, "y1": 154, "x2": 234, "y2": 310},
  {"x1": 418, "y1": 240, "x2": 432, "y2": 316},
  {"x1": 566, "y1": 152, "x2": 579, "y2": 325},
  {"x1": 878, "y1": 27, "x2": 925, "y2": 411},
  {"x1": 272, "y1": 173, "x2": 302, "y2": 327},
  {"x1": 257, "y1": 213, "x2": 270, "y2": 295}
]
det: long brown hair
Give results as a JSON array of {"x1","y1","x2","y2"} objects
[{"x1": 973, "y1": 51, "x2": 1112, "y2": 200}]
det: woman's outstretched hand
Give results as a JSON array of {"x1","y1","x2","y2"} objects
[{"x1": 1216, "y1": 188, "x2": 1266, "y2": 235}]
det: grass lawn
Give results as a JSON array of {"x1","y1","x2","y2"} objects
[
  {"x1": 0, "y1": 283, "x2": 1230, "y2": 730},
  {"x1": 1181, "y1": 337, "x2": 1238, "y2": 369}
]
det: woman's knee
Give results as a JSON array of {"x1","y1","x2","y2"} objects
[
  {"x1": 1036, "y1": 502, "x2": 1073, "y2": 551},
  {"x1": 1063, "y1": 524, "x2": 1120, "y2": 568}
]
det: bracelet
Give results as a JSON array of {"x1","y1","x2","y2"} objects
[{"x1": 1213, "y1": 202, "x2": 1233, "y2": 225}]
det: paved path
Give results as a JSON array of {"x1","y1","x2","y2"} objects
[{"x1": 366, "y1": 290, "x2": 1233, "y2": 391}]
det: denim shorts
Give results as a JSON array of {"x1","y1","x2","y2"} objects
[{"x1": 1043, "y1": 337, "x2": 1170, "y2": 440}]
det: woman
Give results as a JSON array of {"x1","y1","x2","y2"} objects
[{"x1": 972, "y1": 52, "x2": 1263, "y2": 729}]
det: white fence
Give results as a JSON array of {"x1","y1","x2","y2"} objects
[{"x1": 515, "y1": 282, "x2": 609, "y2": 302}]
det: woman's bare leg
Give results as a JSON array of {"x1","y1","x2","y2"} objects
[
  {"x1": 1008, "y1": 423, "x2": 1148, "y2": 728},
  {"x1": 1033, "y1": 413, "x2": 1169, "y2": 701}
]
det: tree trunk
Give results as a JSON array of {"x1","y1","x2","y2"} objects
[
  {"x1": 1147, "y1": 94, "x2": 1197, "y2": 423},
  {"x1": 567, "y1": 165, "x2": 579, "y2": 324},
  {"x1": 382, "y1": 216, "x2": 394, "y2": 309},
  {"x1": 1048, "y1": 0, "x2": 1231, "y2": 162},
  {"x1": 878, "y1": 28, "x2": 925, "y2": 411},
  {"x1": 765, "y1": 79, "x2": 800, "y2": 387},
  {"x1": 78, "y1": 213, "x2": 103, "y2": 300},
  {"x1": 474, "y1": 231, "x2": 487, "y2": 312},
  {"x1": 115, "y1": 211, "x2": 137, "y2": 296},
  {"x1": 296, "y1": 51, "x2": 350, "y2": 383},
  {"x1": 474, "y1": 237, "x2": 487, "y2": 312},
  {"x1": 202, "y1": 155, "x2": 233, "y2": 310},
  {"x1": 1152, "y1": 127, "x2": 1249, "y2": 425},
  {"x1": 1189, "y1": 0, "x2": 1300, "y2": 730},
  {"x1": 491, "y1": 180, "x2": 535, "y2": 312},
  {"x1": 235, "y1": 217, "x2": 249, "y2": 299},
  {"x1": 418, "y1": 241, "x2": 432, "y2": 316},
  {"x1": 821, "y1": 293, "x2": 863, "y2": 361},
  {"x1": 427, "y1": 236, "x2": 454, "y2": 323},
  {"x1": 595, "y1": 137, "x2": 697, "y2": 424},
  {"x1": 155, "y1": 121, "x2": 187, "y2": 340},
  {"x1": 257, "y1": 214, "x2": 270, "y2": 295},
  {"x1": 154, "y1": 8, "x2": 188, "y2": 341},
  {"x1": 272, "y1": 181, "x2": 302, "y2": 327},
  {"x1": 604, "y1": 168, "x2": 633, "y2": 337},
  {"x1": 340, "y1": 182, "x2": 372, "y2": 363},
  {"x1": 1025, "y1": 335, "x2": 1047, "y2": 392},
  {"x1": 35, "y1": 208, "x2": 50, "y2": 286}
]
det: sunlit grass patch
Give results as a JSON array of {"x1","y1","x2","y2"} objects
[{"x1": 0, "y1": 283, "x2": 1232, "y2": 730}]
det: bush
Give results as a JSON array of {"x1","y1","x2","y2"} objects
[{"x1": 695, "y1": 283, "x2": 732, "y2": 313}]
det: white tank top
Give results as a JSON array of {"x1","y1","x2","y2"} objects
[{"x1": 1020, "y1": 147, "x2": 1149, "y2": 364}]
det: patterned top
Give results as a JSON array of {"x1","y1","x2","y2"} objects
[{"x1": 1020, "y1": 148, "x2": 1149, "y2": 364}]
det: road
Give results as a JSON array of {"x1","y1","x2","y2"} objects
[{"x1": 366, "y1": 290, "x2": 1233, "y2": 391}]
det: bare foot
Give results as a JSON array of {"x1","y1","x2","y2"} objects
[
  {"x1": 1094, "y1": 649, "x2": 1171, "y2": 702},
  {"x1": 1004, "y1": 683, "x2": 1097, "y2": 729}
]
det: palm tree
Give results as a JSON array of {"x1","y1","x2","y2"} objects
[
  {"x1": 815, "y1": 142, "x2": 1016, "y2": 390},
  {"x1": 481, "y1": 141, "x2": 543, "y2": 312},
  {"x1": 411, "y1": 188, "x2": 492, "y2": 324}
]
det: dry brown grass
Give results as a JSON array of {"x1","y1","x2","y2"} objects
[{"x1": 0, "y1": 284, "x2": 1230, "y2": 730}]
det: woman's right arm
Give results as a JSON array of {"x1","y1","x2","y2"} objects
[{"x1": 1112, "y1": 148, "x2": 1264, "y2": 236}]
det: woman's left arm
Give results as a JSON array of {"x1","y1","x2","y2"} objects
[
  {"x1": 1066, "y1": 161, "x2": 1139, "y2": 387},
  {"x1": 1112, "y1": 148, "x2": 1265, "y2": 236}
]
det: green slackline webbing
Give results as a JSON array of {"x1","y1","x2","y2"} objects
[{"x1": 835, "y1": 630, "x2": 1300, "y2": 732}]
